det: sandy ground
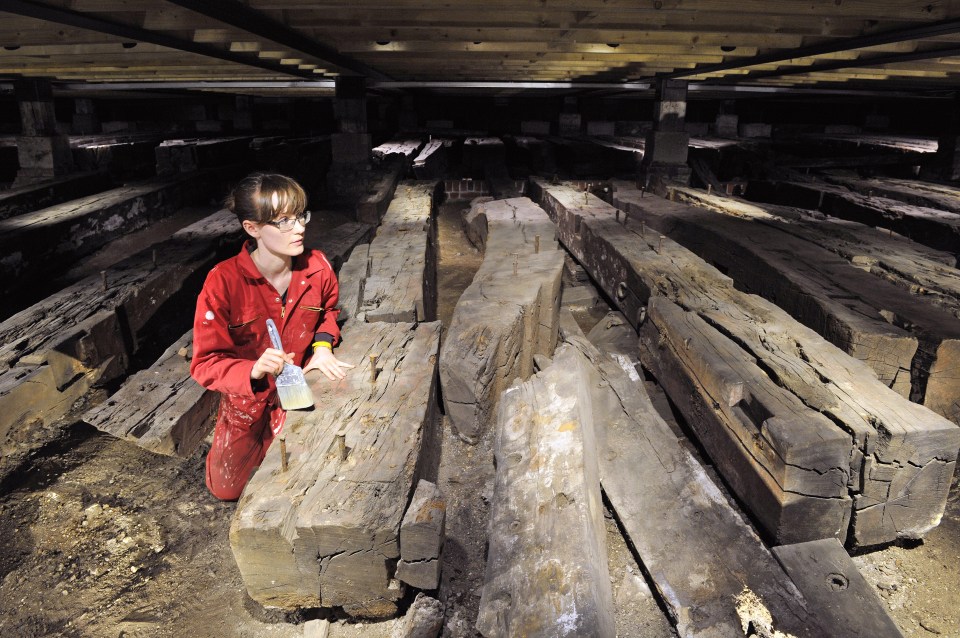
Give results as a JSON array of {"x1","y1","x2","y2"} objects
[{"x1": 0, "y1": 197, "x2": 958, "y2": 637}]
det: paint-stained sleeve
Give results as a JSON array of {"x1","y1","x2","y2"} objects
[{"x1": 190, "y1": 267, "x2": 259, "y2": 398}]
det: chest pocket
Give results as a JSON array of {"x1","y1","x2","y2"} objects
[{"x1": 228, "y1": 311, "x2": 262, "y2": 351}]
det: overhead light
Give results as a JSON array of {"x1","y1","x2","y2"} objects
[
  {"x1": 121, "y1": 42, "x2": 138, "y2": 49},
  {"x1": 376, "y1": 40, "x2": 391, "y2": 46},
  {"x1": 720, "y1": 45, "x2": 737, "y2": 52},
  {"x1": 3, "y1": 45, "x2": 20, "y2": 51},
  {"x1": 473, "y1": 41, "x2": 483, "y2": 45},
  {"x1": 607, "y1": 43, "x2": 620, "y2": 48}
]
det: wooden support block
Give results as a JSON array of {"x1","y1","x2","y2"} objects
[
  {"x1": 772, "y1": 539, "x2": 904, "y2": 638},
  {"x1": 372, "y1": 139, "x2": 424, "y2": 162},
  {"x1": 439, "y1": 197, "x2": 563, "y2": 443},
  {"x1": 230, "y1": 321, "x2": 441, "y2": 617},
  {"x1": 529, "y1": 178, "x2": 960, "y2": 547},
  {"x1": 359, "y1": 181, "x2": 438, "y2": 324},
  {"x1": 400, "y1": 479, "x2": 445, "y2": 563},
  {"x1": 81, "y1": 330, "x2": 216, "y2": 457},
  {"x1": 0, "y1": 172, "x2": 214, "y2": 299},
  {"x1": 396, "y1": 556, "x2": 441, "y2": 591},
  {"x1": 0, "y1": 208, "x2": 240, "y2": 454},
  {"x1": 476, "y1": 346, "x2": 615, "y2": 638},
  {"x1": 561, "y1": 336, "x2": 834, "y2": 637}
]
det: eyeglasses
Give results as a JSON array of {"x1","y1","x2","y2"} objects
[{"x1": 264, "y1": 211, "x2": 311, "y2": 232}]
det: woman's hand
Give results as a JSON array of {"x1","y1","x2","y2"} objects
[
  {"x1": 303, "y1": 347, "x2": 356, "y2": 381},
  {"x1": 251, "y1": 347, "x2": 293, "y2": 380}
]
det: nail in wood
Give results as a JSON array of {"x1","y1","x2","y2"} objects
[
  {"x1": 615, "y1": 210, "x2": 619, "y2": 222},
  {"x1": 658, "y1": 235, "x2": 665, "y2": 252},
  {"x1": 100, "y1": 270, "x2": 107, "y2": 292},
  {"x1": 335, "y1": 431, "x2": 347, "y2": 461},
  {"x1": 369, "y1": 354, "x2": 378, "y2": 383},
  {"x1": 534, "y1": 234, "x2": 540, "y2": 254},
  {"x1": 707, "y1": 184, "x2": 713, "y2": 195},
  {"x1": 640, "y1": 220, "x2": 645, "y2": 237},
  {"x1": 279, "y1": 435, "x2": 288, "y2": 472},
  {"x1": 513, "y1": 254, "x2": 519, "y2": 275},
  {"x1": 151, "y1": 249, "x2": 157, "y2": 269}
]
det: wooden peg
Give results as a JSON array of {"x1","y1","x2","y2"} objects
[
  {"x1": 534, "y1": 234, "x2": 541, "y2": 254},
  {"x1": 278, "y1": 435, "x2": 288, "y2": 472},
  {"x1": 640, "y1": 220, "x2": 645, "y2": 237},
  {"x1": 151, "y1": 249, "x2": 157, "y2": 269},
  {"x1": 100, "y1": 270, "x2": 107, "y2": 292},
  {"x1": 615, "y1": 209, "x2": 619, "y2": 222},
  {"x1": 658, "y1": 235, "x2": 665, "y2": 252},
  {"x1": 707, "y1": 183, "x2": 713, "y2": 195},
  {"x1": 369, "y1": 354, "x2": 378, "y2": 383},
  {"x1": 513, "y1": 253, "x2": 519, "y2": 275},
  {"x1": 335, "y1": 430, "x2": 347, "y2": 461}
]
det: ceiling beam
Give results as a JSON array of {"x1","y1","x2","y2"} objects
[
  {"x1": 1, "y1": 0, "x2": 319, "y2": 81},
  {"x1": 662, "y1": 15, "x2": 960, "y2": 81},
  {"x1": 164, "y1": 0, "x2": 392, "y2": 81}
]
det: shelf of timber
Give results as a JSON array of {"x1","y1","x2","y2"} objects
[{"x1": 529, "y1": 178, "x2": 960, "y2": 550}]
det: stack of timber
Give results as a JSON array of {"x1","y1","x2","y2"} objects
[
  {"x1": 356, "y1": 158, "x2": 405, "y2": 225},
  {"x1": 83, "y1": 220, "x2": 374, "y2": 458},
  {"x1": 612, "y1": 183, "x2": 960, "y2": 426},
  {"x1": 0, "y1": 171, "x2": 114, "y2": 221},
  {"x1": 820, "y1": 172, "x2": 960, "y2": 214},
  {"x1": 439, "y1": 197, "x2": 564, "y2": 443},
  {"x1": 529, "y1": 178, "x2": 960, "y2": 548},
  {"x1": 411, "y1": 138, "x2": 452, "y2": 180},
  {"x1": 230, "y1": 320, "x2": 441, "y2": 618},
  {"x1": 745, "y1": 179, "x2": 960, "y2": 255},
  {"x1": 371, "y1": 139, "x2": 424, "y2": 163},
  {"x1": 155, "y1": 136, "x2": 253, "y2": 176},
  {"x1": 341, "y1": 181, "x2": 439, "y2": 324},
  {"x1": 477, "y1": 345, "x2": 615, "y2": 638},
  {"x1": 655, "y1": 184, "x2": 960, "y2": 318},
  {"x1": 0, "y1": 208, "x2": 241, "y2": 463},
  {"x1": 557, "y1": 319, "x2": 900, "y2": 637},
  {"x1": 0, "y1": 172, "x2": 214, "y2": 299}
]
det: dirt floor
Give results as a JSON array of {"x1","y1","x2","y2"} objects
[{"x1": 1, "y1": 197, "x2": 959, "y2": 637}]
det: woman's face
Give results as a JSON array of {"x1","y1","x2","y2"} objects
[{"x1": 257, "y1": 211, "x2": 307, "y2": 258}]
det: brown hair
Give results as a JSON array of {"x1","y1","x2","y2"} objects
[{"x1": 224, "y1": 173, "x2": 306, "y2": 225}]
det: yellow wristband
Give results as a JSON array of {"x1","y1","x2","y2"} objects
[{"x1": 312, "y1": 341, "x2": 332, "y2": 351}]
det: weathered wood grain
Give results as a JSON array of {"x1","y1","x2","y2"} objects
[
  {"x1": 773, "y1": 539, "x2": 904, "y2": 638},
  {"x1": 0, "y1": 208, "x2": 240, "y2": 451},
  {"x1": 821, "y1": 172, "x2": 960, "y2": 215},
  {"x1": 230, "y1": 321, "x2": 441, "y2": 617},
  {"x1": 0, "y1": 170, "x2": 114, "y2": 221},
  {"x1": 357, "y1": 159, "x2": 405, "y2": 225},
  {"x1": 396, "y1": 479, "x2": 445, "y2": 590},
  {"x1": 358, "y1": 181, "x2": 438, "y2": 323},
  {"x1": 614, "y1": 185, "x2": 960, "y2": 425},
  {"x1": 530, "y1": 178, "x2": 960, "y2": 548},
  {"x1": 0, "y1": 172, "x2": 214, "y2": 299},
  {"x1": 372, "y1": 138, "x2": 424, "y2": 162},
  {"x1": 411, "y1": 139, "x2": 450, "y2": 180},
  {"x1": 561, "y1": 331, "x2": 834, "y2": 638},
  {"x1": 82, "y1": 330, "x2": 215, "y2": 457},
  {"x1": 476, "y1": 345, "x2": 615, "y2": 638},
  {"x1": 439, "y1": 197, "x2": 563, "y2": 443},
  {"x1": 745, "y1": 180, "x2": 960, "y2": 255}
]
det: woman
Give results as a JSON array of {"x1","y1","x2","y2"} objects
[{"x1": 191, "y1": 173, "x2": 354, "y2": 500}]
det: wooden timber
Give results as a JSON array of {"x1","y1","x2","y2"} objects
[
  {"x1": 154, "y1": 136, "x2": 253, "y2": 176},
  {"x1": 821, "y1": 172, "x2": 960, "y2": 215},
  {"x1": 558, "y1": 326, "x2": 837, "y2": 637},
  {"x1": 396, "y1": 479, "x2": 445, "y2": 590},
  {"x1": 641, "y1": 297, "x2": 853, "y2": 543},
  {"x1": 529, "y1": 178, "x2": 960, "y2": 548},
  {"x1": 82, "y1": 330, "x2": 215, "y2": 457},
  {"x1": 772, "y1": 539, "x2": 905, "y2": 638},
  {"x1": 613, "y1": 185, "x2": 960, "y2": 426},
  {"x1": 0, "y1": 172, "x2": 214, "y2": 301},
  {"x1": 476, "y1": 345, "x2": 615, "y2": 638},
  {"x1": 83, "y1": 220, "x2": 373, "y2": 458},
  {"x1": 0, "y1": 209, "x2": 240, "y2": 458},
  {"x1": 357, "y1": 181, "x2": 438, "y2": 324},
  {"x1": 744, "y1": 180, "x2": 960, "y2": 256},
  {"x1": 356, "y1": 159, "x2": 405, "y2": 225},
  {"x1": 411, "y1": 139, "x2": 451, "y2": 180},
  {"x1": 0, "y1": 171, "x2": 114, "y2": 221},
  {"x1": 372, "y1": 138, "x2": 424, "y2": 163},
  {"x1": 230, "y1": 320, "x2": 441, "y2": 617},
  {"x1": 439, "y1": 197, "x2": 563, "y2": 443}
]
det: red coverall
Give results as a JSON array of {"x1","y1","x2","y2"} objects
[{"x1": 190, "y1": 241, "x2": 340, "y2": 500}]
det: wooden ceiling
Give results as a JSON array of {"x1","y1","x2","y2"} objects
[{"x1": 3, "y1": 0, "x2": 960, "y2": 96}]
